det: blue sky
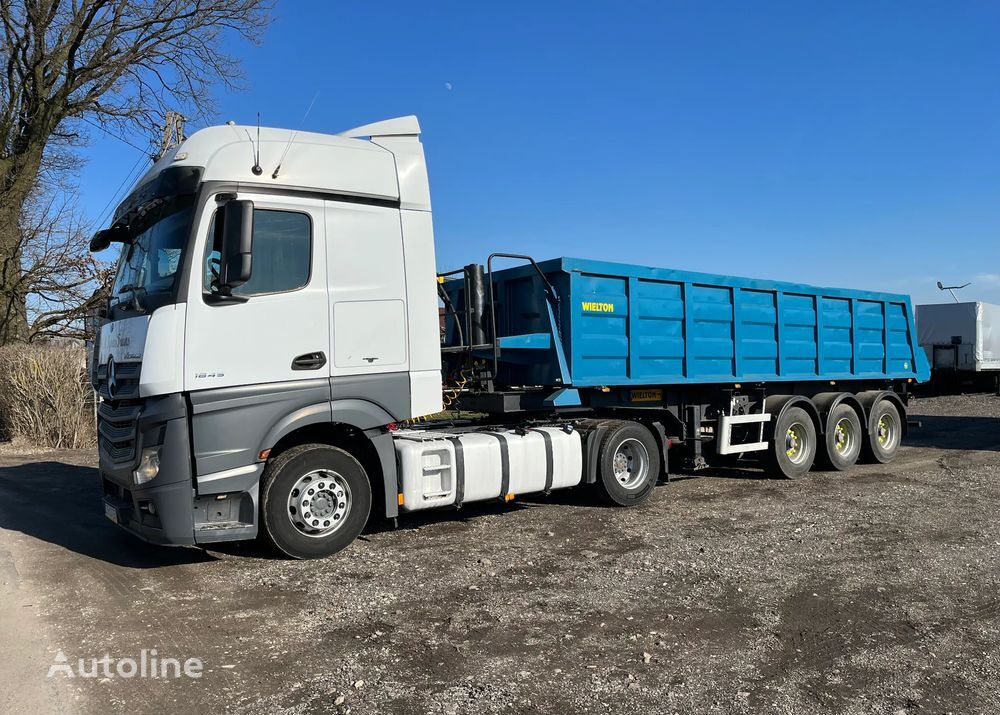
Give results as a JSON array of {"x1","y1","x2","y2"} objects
[{"x1": 79, "y1": 1, "x2": 1000, "y2": 305}]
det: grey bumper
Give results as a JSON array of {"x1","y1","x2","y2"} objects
[
  {"x1": 100, "y1": 393, "x2": 260, "y2": 546},
  {"x1": 100, "y1": 394, "x2": 197, "y2": 546},
  {"x1": 102, "y1": 479, "x2": 196, "y2": 546}
]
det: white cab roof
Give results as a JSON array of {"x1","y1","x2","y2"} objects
[{"x1": 125, "y1": 116, "x2": 431, "y2": 212}]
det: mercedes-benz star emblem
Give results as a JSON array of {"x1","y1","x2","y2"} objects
[{"x1": 107, "y1": 355, "x2": 117, "y2": 399}]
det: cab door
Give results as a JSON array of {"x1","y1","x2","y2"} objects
[
  {"x1": 184, "y1": 192, "x2": 330, "y2": 392},
  {"x1": 183, "y1": 192, "x2": 331, "y2": 475}
]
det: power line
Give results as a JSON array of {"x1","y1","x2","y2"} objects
[
  {"x1": 78, "y1": 116, "x2": 151, "y2": 154},
  {"x1": 89, "y1": 152, "x2": 149, "y2": 232},
  {"x1": 78, "y1": 115, "x2": 156, "y2": 233}
]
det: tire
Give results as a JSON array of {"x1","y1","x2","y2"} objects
[
  {"x1": 820, "y1": 403, "x2": 863, "y2": 471},
  {"x1": 766, "y1": 405, "x2": 817, "y2": 479},
  {"x1": 259, "y1": 443, "x2": 372, "y2": 559},
  {"x1": 596, "y1": 421, "x2": 660, "y2": 506},
  {"x1": 863, "y1": 400, "x2": 902, "y2": 464}
]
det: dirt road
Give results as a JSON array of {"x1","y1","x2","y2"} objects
[{"x1": 1, "y1": 394, "x2": 999, "y2": 714}]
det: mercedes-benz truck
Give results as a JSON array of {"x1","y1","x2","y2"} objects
[{"x1": 90, "y1": 116, "x2": 930, "y2": 559}]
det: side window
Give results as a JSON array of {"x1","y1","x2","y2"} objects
[{"x1": 204, "y1": 208, "x2": 312, "y2": 296}]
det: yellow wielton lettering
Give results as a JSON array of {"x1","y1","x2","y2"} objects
[{"x1": 581, "y1": 301, "x2": 615, "y2": 313}]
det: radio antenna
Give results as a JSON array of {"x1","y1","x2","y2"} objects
[
  {"x1": 273, "y1": 93, "x2": 320, "y2": 179},
  {"x1": 249, "y1": 112, "x2": 263, "y2": 175}
]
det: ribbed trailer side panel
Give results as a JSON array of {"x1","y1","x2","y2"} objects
[
  {"x1": 465, "y1": 257, "x2": 929, "y2": 389},
  {"x1": 562, "y1": 258, "x2": 924, "y2": 386}
]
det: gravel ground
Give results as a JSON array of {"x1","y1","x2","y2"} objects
[{"x1": 1, "y1": 393, "x2": 999, "y2": 714}]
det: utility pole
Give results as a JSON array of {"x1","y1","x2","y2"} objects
[{"x1": 157, "y1": 111, "x2": 186, "y2": 159}]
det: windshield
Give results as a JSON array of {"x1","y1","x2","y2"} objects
[{"x1": 110, "y1": 195, "x2": 195, "y2": 308}]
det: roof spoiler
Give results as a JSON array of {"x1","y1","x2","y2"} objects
[{"x1": 338, "y1": 115, "x2": 421, "y2": 140}]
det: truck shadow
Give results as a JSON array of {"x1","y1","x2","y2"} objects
[
  {"x1": 0, "y1": 460, "x2": 215, "y2": 568},
  {"x1": 669, "y1": 465, "x2": 774, "y2": 481},
  {"x1": 364, "y1": 499, "x2": 532, "y2": 536},
  {"x1": 905, "y1": 414, "x2": 1000, "y2": 452},
  {"x1": 202, "y1": 500, "x2": 538, "y2": 560}
]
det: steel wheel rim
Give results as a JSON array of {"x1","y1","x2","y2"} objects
[
  {"x1": 613, "y1": 438, "x2": 649, "y2": 489},
  {"x1": 785, "y1": 422, "x2": 809, "y2": 464},
  {"x1": 877, "y1": 411, "x2": 898, "y2": 451},
  {"x1": 833, "y1": 417, "x2": 856, "y2": 455},
  {"x1": 287, "y1": 470, "x2": 352, "y2": 538}
]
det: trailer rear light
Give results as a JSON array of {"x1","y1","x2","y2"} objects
[{"x1": 133, "y1": 447, "x2": 162, "y2": 486}]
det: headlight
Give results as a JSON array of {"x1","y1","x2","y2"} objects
[{"x1": 133, "y1": 447, "x2": 162, "y2": 486}]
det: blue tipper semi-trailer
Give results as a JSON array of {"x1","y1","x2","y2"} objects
[{"x1": 424, "y1": 255, "x2": 929, "y2": 519}]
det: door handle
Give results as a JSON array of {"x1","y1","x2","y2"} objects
[{"x1": 291, "y1": 352, "x2": 327, "y2": 371}]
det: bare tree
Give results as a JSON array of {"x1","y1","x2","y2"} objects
[
  {"x1": 14, "y1": 185, "x2": 113, "y2": 340},
  {"x1": 0, "y1": 0, "x2": 271, "y2": 343}
]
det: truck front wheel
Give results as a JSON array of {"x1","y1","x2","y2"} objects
[
  {"x1": 596, "y1": 421, "x2": 660, "y2": 506},
  {"x1": 260, "y1": 443, "x2": 372, "y2": 559}
]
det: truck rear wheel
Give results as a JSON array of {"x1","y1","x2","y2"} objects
[
  {"x1": 863, "y1": 400, "x2": 902, "y2": 464},
  {"x1": 260, "y1": 443, "x2": 372, "y2": 559},
  {"x1": 766, "y1": 406, "x2": 817, "y2": 479},
  {"x1": 821, "y1": 403, "x2": 863, "y2": 471},
  {"x1": 596, "y1": 422, "x2": 660, "y2": 506}
]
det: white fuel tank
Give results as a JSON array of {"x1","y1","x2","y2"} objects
[{"x1": 393, "y1": 426, "x2": 583, "y2": 512}]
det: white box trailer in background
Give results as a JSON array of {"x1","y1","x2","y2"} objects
[{"x1": 916, "y1": 301, "x2": 1000, "y2": 392}]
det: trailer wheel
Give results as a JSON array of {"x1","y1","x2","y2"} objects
[
  {"x1": 596, "y1": 422, "x2": 660, "y2": 506},
  {"x1": 863, "y1": 400, "x2": 902, "y2": 464},
  {"x1": 821, "y1": 403, "x2": 863, "y2": 471},
  {"x1": 767, "y1": 406, "x2": 817, "y2": 479},
  {"x1": 259, "y1": 443, "x2": 372, "y2": 559}
]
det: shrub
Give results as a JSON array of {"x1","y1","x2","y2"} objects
[{"x1": 0, "y1": 343, "x2": 96, "y2": 449}]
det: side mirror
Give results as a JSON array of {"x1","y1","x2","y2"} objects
[
  {"x1": 89, "y1": 224, "x2": 129, "y2": 252},
  {"x1": 219, "y1": 200, "x2": 254, "y2": 291}
]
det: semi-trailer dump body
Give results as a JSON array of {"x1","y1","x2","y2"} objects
[
  {"x1": 89, "y1": 115, "x2": 930, "y2": 559},
  {"x1": 445, "y1": 257, "x2": 927, "y2": 392}
]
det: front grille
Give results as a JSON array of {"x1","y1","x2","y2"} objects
[
  {"x1": 95, "y1": 360, "x2": 141, "y2": 401},
  {"x1": 98, "y1": 399, "x2": 142, "y2": 465},
  {"x1": 95, "y1": 359, "x2": 143, "y2": 466}
]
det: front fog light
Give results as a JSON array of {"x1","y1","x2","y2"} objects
[{"x1": 134, "y1": 447, "x2": 162, "y2": 486}]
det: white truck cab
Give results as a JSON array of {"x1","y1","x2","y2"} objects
[{"x1": 93, "y1": 117, "x2": 444, "y2": 556}]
